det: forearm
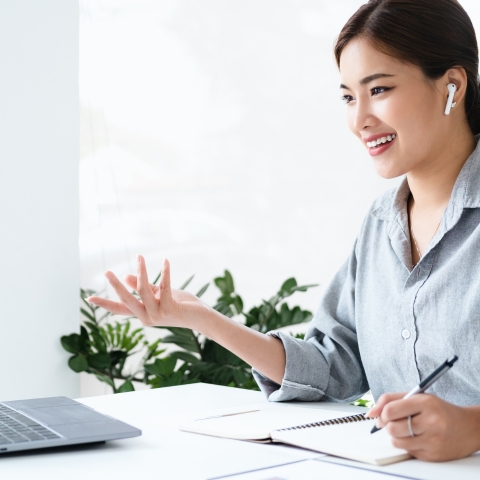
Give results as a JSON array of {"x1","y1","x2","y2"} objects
[{"x1": 193, "y1": 305, "x2": 286, "y2": 385}]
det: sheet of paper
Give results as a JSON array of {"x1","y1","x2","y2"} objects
[
  {"x1": 181, "y1": 405, "x2": 353, "y2": 440},
  {"x1": 272, "y1": 419, "x2": 409, "y2": 465},
  {"x1": 213, "y1": 458, "x2": 398, "y2": 479}
]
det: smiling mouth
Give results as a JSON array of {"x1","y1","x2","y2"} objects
[{"x1": 366, "y1": 134, "x2": 396, "y2": 149}]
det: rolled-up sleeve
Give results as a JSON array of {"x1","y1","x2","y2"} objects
[{"x1": 253, "y1": 241, "x2": 369, "y2": 403}]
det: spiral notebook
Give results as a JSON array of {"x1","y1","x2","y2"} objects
[{"x1": 180, "y1": 405, "x2": 410, "y2": 466}]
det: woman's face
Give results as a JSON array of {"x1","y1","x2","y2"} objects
[{"x1": 339, "y1": 38, "x2": 452, "y2": 179}]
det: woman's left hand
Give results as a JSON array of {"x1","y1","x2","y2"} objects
[{"x1": 366, "y1": 393, "x2": 480, "y2": 461}]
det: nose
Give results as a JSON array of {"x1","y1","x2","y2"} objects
[{"x1": 352, "y1": 98, "x2": 374, "y2": 132}]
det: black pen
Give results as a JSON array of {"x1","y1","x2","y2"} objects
[{"x1": 370, "y1": 355, "x2": 458, "y2": 434}]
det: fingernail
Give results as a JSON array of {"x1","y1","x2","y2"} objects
[
  {"x1": 137, "y1": 254, "x2": 141, "y2": 264},
  {"x1": 105, "y1": 271, "x2": 113, "y2": 282}
]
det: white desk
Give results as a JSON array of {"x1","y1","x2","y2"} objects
[{"x1": 1, "y1": 384, "x2": 479, "y2": 479}]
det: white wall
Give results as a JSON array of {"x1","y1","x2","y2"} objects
[{"x1": 0, "y1": 1, "x2": 79, "y2": 401}]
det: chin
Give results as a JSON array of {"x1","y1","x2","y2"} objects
[{"x1": 372, "y1": 158, "x2": 407, "y2": 180}]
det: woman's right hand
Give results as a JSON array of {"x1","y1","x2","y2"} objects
[{"x1": 87, "y1": 255, "x2": 210, "y2": 330}]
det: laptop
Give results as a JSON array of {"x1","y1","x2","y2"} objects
[{"x1": 0, "y1": 396, "x2": 141, "y2": 454}]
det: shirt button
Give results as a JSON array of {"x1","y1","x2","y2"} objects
[{"x1": 402, "y1": 329, "x2": 411, "y2": 339}]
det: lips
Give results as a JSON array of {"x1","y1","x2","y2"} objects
[{"x1": 363, "y1": 133, "x2": 397, "y2": 157}]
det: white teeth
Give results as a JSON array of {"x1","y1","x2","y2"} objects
[{"x1": 366, "y1": 134, "x2": 396, "y2": 148}]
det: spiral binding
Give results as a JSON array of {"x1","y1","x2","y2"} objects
[{"x1": 277, "y1": 412, "x2": 372, "y2": 432}]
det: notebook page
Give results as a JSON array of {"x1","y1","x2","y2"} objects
[
  {"x1": 271, "y1": 419, "x2": 411, "y2": 466},
  {"x1": 180, "y1": 407, "x2": 354, "y2": 441}
]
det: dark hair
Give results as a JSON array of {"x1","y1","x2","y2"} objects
[{"x1": 334, "y1": 0, "x2": 480, "y2": 134}]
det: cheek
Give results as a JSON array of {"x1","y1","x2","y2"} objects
[{"x1": 382, "y1": 92, "x2": 440, "y2": 146}]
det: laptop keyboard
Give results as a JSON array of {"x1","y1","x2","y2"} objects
[{"x1": 0, "y1": 404, "x2": 61, "y2": 445}]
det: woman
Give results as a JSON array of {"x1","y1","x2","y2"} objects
[{"x1": 88, "y1": 0, "x2": 480, "y2": 462}]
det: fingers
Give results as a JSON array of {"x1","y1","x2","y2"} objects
[
  {"x1": 86, "y1": 257, "x2": 169, "y2": 327},
  {"x1": 124, "y1": 274, "x2": 138, "y2": 290},
  {"x1": 385, "y1": 414, "x2": 426, "y2": 439},
  {"x1": 105, "y1": 270, "x2": 147, "y2": 321},
  {"x1": 366, "y1": 392, "x2": 405, "y2": 418},
  {"x1": 136, "y1": 255, "x2": 158, "y2": 312},
  {"x1": 379, "y1": 396, "x2": 424, "y2": 427},
  {"x1": 124, "y1": 274, "x2": 160, "y2": 296},
  {"x1": 86, "y1": 296, "x2": 132, "y2": 316},
  {"x1": 158, "y1": 258, "x2": 172, "y2": 300}
]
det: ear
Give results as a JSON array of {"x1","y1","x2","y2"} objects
[{"x1": 444, "y1": 67, "x2": 468, "y2": 107}]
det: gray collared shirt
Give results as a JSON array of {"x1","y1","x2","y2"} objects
[{"x1": 254, "y1": 138, "x2": 480, "y2": 406}]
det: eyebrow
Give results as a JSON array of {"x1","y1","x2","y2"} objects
[{"x1": 340, "y1": 73, "x2": 395, "y2": 90}]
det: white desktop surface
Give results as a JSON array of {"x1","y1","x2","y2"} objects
[{"x1": 0, "y1": 383, "x2": 479, "y2": 479}]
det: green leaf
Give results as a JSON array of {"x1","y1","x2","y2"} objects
[
  {"x1": 165, "y1": 326, "x2": 192, "y2": 336},
  {"x1": 244, "y1": 311, "x2": 260, "y2": 328},
  {"x1": 68, "y1": 355, "x2": 88, "y2": 372},
  {"x1": 61, "y1": 334, "x2": 82, "y2": 354},
  {"x1": 171, "y1": 351, "x2": 200, "y2": 364},
  {"x1": 262, "y1": 298, "x2": 276, "y2": 311},
  {"x1": 94, "y1": 373, "x2": 115, "y2": 389},
  {"x1": 233, "y1": 295, "x2": 243, "y2": 315},
  {"x1": 224, "y1": 270, "x2": 235, "y2": 294},
  {"x1": 84, "y1": 320, "x2": 99, "y2": 332},
  {"x1": 79, "y1": 326, "x2": 89, "y2": 350},
  {"x1": 290, "y1": 283, "x2": 319, "y2": 293},
  {"x1": 233, "y1": 369, "x2": 248, "y2": 385},
  {"x1": 146, "y1": 338, "x2": 162, "y2": 353},
  {"x1": 161, "y1": 370, "x2": 184, "y2": 387},
  {"x1": 80, "y1": 308, "x2": 96, "y2": 322},
  {"x1": 90, "y1": 331, "x2": 107, "y2": 353},
  {"x1": 196, "y1": 283, "x2": 209, "y2": 298},
  {"x1": 152, "y1": 270, "x2": 162, "y2": 285},
  {"x1": 179, "y1": 274, "x2": 195, "y2": 290},
  {"x1": 87, "y1": 352, "x2": 111, "y2": 369},
  {"x1": 118, "y1": 380, "x2": 135, "y2": 393},
  {"x1": 280, "y1": 278, "x2": 297, "y2": 294},
  {"x1": 162, "y1": 328, "x2": 200, "y2": 353},
  {"x1": 106, "y1": 323, "x2": 115, "y2": 344},
  {"x1": 213, "y1": 301, "x2": 234, "y2": 318},
  {"x1": 291, "y1": 307, "x2": 305, "y2": 325},
  {"x1": 145, "y1": 356, "x2": 178, "y2": 377},
  {"x1": 214, "y1": 277, "x2": 227, "y2": 294},
  {"x1": 109, "y1": 350, "x2": 128, "y2": 366}
]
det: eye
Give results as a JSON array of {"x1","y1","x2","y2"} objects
[
  {"x1": 341, "y1": 95, "x2": 354, "y2": 104},
  {"x1": 371, "y1": 86, "x2": 391, "y2": 96}
]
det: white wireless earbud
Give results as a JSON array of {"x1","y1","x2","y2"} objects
[{"x1": 444, "y1": 83, "x2": 457, "y2": 115}]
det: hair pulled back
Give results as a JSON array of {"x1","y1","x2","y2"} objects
[{"x1": 334, "y1": 0, "x2": 480, "y2": 134}]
